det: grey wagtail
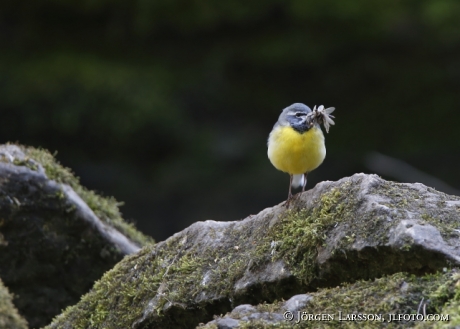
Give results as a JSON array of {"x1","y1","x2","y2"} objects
[{"x1": 267, "y1": 103, "x2": 335, "y2": 203}]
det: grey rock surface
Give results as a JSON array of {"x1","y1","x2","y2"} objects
[
  {"x1": 203, "y1": 294, "x2": 313, "y2": 328},
  {"x1": 45, "y1": 173, "x2": 460, "y2": 328},
  {"x1": 215, "y1": 318, "x2": 240, "y2": 329}
]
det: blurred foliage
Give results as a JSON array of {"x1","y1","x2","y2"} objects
[{"x1": 1, "y1": 0, "x2": 460, "y2": 240}]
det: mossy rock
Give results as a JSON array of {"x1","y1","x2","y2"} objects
[
  {"x1": 44, "y1": 173, "x2": 460, "y2": 328},
  {"x1": 200, "y1": 269, "x2": 460, "y2": 328},
  {"x1": 0, "y1": 144, "x2": 154, "y2": 328},
  {"x1": 0, "y1": 278, "x2": 28, "y2": 329}
]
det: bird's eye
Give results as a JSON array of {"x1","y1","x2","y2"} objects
[{"x1": 295, "y1": 113, "x2": 303, "y2": 117}]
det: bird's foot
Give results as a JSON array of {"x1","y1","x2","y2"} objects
[
  {"x1": 284, "y1": 193, "x2": 300, "y2": 207},
  {"x1": 284, "y1": 199, "x2": 291, "y2": 208}
]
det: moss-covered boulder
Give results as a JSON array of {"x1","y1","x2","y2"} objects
[
  {"x1": 200, "y1": 270, "x2": 460, "y2": 328},
  {"x1": 44, "y1": 173, "x2": 460, "y2": 328},
  {"x1": 0, "y1": 144, "x2": 153, "y2": 328},
  {"x1": 0, "y1": 278, "x2": 28, "y2": 329}
]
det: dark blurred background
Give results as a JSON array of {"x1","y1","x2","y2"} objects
[{"x1": 1, "y1": 0, "x2": 460, "y2": 241}]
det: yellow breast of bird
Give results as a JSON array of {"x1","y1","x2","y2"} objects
[{"x1": 268, "y1": 125, "x2": 326, "y2": 174}]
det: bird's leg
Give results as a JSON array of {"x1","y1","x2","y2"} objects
[
  {"x1": 302, "y1": 173, "x2": 308, "y2": 192},
  {"x1": 288, "y1": 174, "x2": 293, "y2": 199},
  {"x1": 285, "y1": 175, "x2": 293, "y2": 207}
]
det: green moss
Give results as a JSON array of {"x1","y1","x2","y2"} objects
[
  {"x1": 201, "y1": 270, "x2": 460, "y2": 329},
  {"x1": 432, "y1": 302, "x2": 460, "y2": 328},
  {"x1": 254, "y1": 182, "x2": 360, "y2": 285},
  {"x1": 7, "y1": 144, "x2": 154, "y2": 246},
  {"x1": 0, "y1": 279, "x2": 28, "y2": 329},
  {"x1": 267, "y1": 186, "x2": 345, "y2": 281}
]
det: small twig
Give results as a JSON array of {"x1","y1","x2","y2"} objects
[
  {"x1": 161, "y1": 254, "x2": 179, "y2": 281},
  {"x1": 417, "y1": 297, "x2": 424, "y2": 315},
  {"x1": 155, "y1": 236, "x2": 188, "y2": 297}
]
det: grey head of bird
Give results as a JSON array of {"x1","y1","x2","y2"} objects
[{"x1": 276, "y1": 103, "x2": 314, "y2": 133}]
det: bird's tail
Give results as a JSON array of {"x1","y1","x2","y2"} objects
[{"x1": 292, "y1": 174, "x2": 305, "y2": 189}]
